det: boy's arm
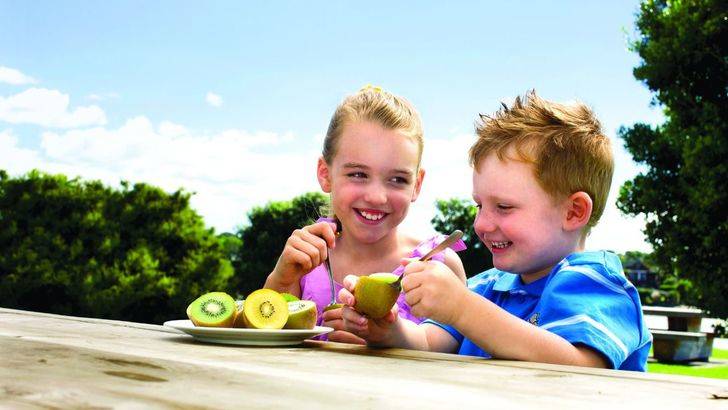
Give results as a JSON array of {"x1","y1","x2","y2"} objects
[{"x1": 454, "y1": 291, "x2": 607, "y2": 368}]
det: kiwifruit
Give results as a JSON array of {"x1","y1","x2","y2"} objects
[
  {"x1": 232, "y1": 300, "x2": 246, "y2": 328},
  {"x1": 284, "y1": 300, "x2": 318, "y2": 329},
  {"x1": 242, "y1": 289, "x2": 289, "y2": 329},
  {"x1": 187, "y1": 292, "x2": 237, "y2": 327},
  {"x1": 353, "y1": 273, "x2": 400, "y2": 319},
  {"x1": 281, "y1": 293, "x2": 300, "y2": 302},
  {"x1": 323, "y1": 303, "x2": 343, "y2": 312}
]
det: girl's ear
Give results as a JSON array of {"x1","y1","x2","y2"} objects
[
  {"x1": 563, "y1": 191, "x2": 593, "y2": 232},
  {"x1": 317, "y1": 156, "x2": 332, "y2": 193},
  {"x1": 410, "y1": 168, "x2": 426, "y2": 202}
]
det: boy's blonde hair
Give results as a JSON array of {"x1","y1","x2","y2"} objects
[
  {"x1": 469, "y1": 90, "x2": 613, "y2": 233},
  {"x1": 322, "y1": 86, "x2": 424, "y2": 166}
]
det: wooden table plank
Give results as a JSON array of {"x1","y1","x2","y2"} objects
[{"x1": 1, "y1": 308, "x2": 726, "y2": 408}]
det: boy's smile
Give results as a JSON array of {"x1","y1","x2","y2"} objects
[{"x1": 472, "y1": 150, "x2": 575, "y2": 283}]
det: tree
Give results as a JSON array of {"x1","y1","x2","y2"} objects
[
  {"x1": 618, "y1": 0, "x2": 728, "y2": 317},
  {"x1": 431, "y1": 198, "x2": 493, "y2": 278},
  {"x1": 0, "y1": 170, "x2": 233, "y2": 324},
  {"x1": 230, "y1": 192, "x2": 328, "y2": 297}
]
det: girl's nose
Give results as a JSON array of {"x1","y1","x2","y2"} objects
[{"x1": 364, "y1": 183, "x2": 388, "y2": 205}]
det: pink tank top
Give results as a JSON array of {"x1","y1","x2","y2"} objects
[{"x1": 299, "y1": 234, "x2": 467, "y2": 328}]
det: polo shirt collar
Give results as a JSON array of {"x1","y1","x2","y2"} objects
[{"x1": 492, "y1": 272, "x2": 548, "y2": 296}]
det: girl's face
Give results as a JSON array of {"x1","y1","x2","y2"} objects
[
  {"x1": 318, "y1": 121, "x2": 423, "y2": 244},
  {"x1": 472, "y1": 150, "x2": 572, "y2": 282}
]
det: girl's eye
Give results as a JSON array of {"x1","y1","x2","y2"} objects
[
  {"x1": 347, "y1": 172, "x2": 367, "y2": 179},
  {"x1": 389, "y1": 176, "x2": 409, "y2": 185}
]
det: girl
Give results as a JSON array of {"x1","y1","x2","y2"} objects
[{"x1": 264, "y1": 86, "x2": 466, "y2": 343}]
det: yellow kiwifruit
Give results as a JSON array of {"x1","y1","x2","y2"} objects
[
  {"x1": 353, "y1": 273, "x2": 400, "y2": 319},
  {"x1": 242, "y1": 289, "x2": 289, "y2": 329},
  {"x1": 284, "y1": 300, "x2": 318, "y2": 329},
  {"x1": 186, "y1": 292, "x2": 237, "y2": 327}
]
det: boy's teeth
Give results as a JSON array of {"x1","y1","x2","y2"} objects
[
  {"x1": 360, "y1": 210, "x2": 384, "y2": 221},
  {"x1": 492, "y1": 241, "x2": 511, "y2": 249}
]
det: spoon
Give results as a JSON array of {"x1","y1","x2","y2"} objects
[
  {"x1": 389, "y1": 229, "x2": 464, "y2": 291},
  {"x1": 323, "y1": 251, "x2": 338, "y2": 309}
]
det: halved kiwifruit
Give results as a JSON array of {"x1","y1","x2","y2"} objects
[
  {"x1": 242, "y1": 289, "x2": 289, "y2": 329},
  {"x1": 284, "y1": 300, "x2": 318, "y2": 329},
  {"x1": 186, "y1": 292, "x2": 237, "y2": 327}
]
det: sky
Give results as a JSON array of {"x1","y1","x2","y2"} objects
[{"x1": 1, "y1": 1, "x2": 663, "y2": 253}]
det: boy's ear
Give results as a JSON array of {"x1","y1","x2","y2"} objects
[
  {"x1": 410, "y1": 168, "x2": 426, "y2": 202},
  {"x1": 563, "y1": 191, "x2": 593, "y2": 232},
  {"x1": 317, "y1": 157, "x2": 332, "y2": 193}
]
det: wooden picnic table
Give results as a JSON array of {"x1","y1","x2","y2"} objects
[
  {"x1": 1, "y1": 308, "x2": 726, "y2": 408},
  {"x1": 642, "y1": 305, "x2": 714, "y2": 362}
]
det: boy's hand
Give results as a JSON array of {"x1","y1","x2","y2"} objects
[
  {"x1": 269, "y1": 221, "x2": 337, "y2": 286},
  {"x1": 320, "y1": 306, "x2": 366, "y2": 345},
  {"x1": 400, "y1": 260, "x2": 468, "y2": 325},
  {"x1": 338, "y1": 275, "x2": 399, "y2": 345}
]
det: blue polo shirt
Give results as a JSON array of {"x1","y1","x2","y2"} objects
[{"x1": 425, "y1": 251, "x2": 652, "y2": 371}]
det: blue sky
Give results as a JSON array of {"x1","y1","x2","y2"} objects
[{"x1": 1, "y1": 1, "x2": 661, "y2": 252}]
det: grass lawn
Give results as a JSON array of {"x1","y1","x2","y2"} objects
[{"x1": 647, "y1": 348, "x2": 728, "y2": 379}]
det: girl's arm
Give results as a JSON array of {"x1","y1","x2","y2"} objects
[{"x1": 453, "y1": 291, "x2": 608, "y2": 368}]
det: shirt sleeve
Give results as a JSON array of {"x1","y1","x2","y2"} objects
[{"x1": 536, "y1": 266, "x2": 643, "y2": 369}]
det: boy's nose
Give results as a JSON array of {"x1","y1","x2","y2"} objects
[{"x1": 473, "y1": 212, "x2": 496, "y2": 235}]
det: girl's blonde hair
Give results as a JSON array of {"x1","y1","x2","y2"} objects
[
  {"x1": 469, "y1": 90, "x2": 614, "y2": 233},
  {"x1": 322, "y1": 86, "x2": 424, "y2": 166}
]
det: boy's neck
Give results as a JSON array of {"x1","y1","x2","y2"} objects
[{"x1": 518, "y1": 240, "x2": 586, "y2": 284}]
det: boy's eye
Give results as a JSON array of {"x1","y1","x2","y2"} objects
[{"x1": 497, "y1": 204, "x2": 513, "y2": 211}]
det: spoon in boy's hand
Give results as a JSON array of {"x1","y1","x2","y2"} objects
[{"x1": 389, "y1": 229, "x2": 464, "y2": 291}]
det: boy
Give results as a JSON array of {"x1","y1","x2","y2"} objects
[{"x1": 339, "y1": 91, "x2": 651, "y2": 371}]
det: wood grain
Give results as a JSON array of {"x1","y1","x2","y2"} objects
[{"x1": 1, "y1": 308, "x2": 726, "y2": 408}]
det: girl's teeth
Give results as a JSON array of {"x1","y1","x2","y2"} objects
[
  {"x1": 360, "y1": 210, "x2": 384, "y2": 221},
  {"x1": 492, "y1": 241, "x2": 511, "y2": 249}
]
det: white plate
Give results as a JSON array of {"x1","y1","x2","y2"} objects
[{"x1": 163, "y1": 320, "x2": 333, "y2": 346}]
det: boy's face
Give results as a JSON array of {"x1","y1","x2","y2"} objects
[{"x1": 472, "y1": 151, "x2": 573, "y2": 282}]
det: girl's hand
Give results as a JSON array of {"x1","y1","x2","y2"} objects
[
  {"x1": 400, "y1": 260, "x2": 468, "y2": 325},
  {"x1": 321, "y1": 306, "x2": 366, "y2": 345},
  {"x1": 338, "y1": 275, "x2": 399, "y2": 345},
  {"x1": 269, "y1": 221, "x2": 338, "y2": 286}
]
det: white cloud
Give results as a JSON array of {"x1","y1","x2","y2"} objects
[
  {"x1": 10, "y1": 117, "x2": 321, "y2": 232},
  {"x1": 206, "y1": 92, "x2": 223, "y2": 107},
  {"x1": 0, "y1": 66, "x2": 37, "y2": 85},
  {"x1": 0, "y1": 88, "x2": 107, "y2": 128}
]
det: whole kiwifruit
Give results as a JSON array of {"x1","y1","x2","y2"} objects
[
  {"x1": 187, "y1": 292, "x2": 237, "y2": 327},
  {"x1": 353, "y1": 273, "x2": 400, "y2": 319},
  {"x1": 242, "y1": 289, "x2": 289, "y2": 329},
  {"x1": 284, "y1": 300, "x2": 318, "y2": 329}
]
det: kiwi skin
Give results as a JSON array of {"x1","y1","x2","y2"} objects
[
  {"x1": 232, "y1": 300, "x2": 246, "y2": 328},
  {"x1": 284, "y1": 300, "x2": 318, "y2": 329},
  {"x1": 353, "y1": 273, "x2": 400, "y2": 319},
  {"x1": 187, "y1": 292, "x2": 237, "y2": 327}
]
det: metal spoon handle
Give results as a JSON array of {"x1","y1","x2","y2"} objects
[
  {"x1": 324, "y1": 252, "x2": 336, "y2": 305},
  {"x1": 390, "y1": 229, "x2": 464, "y2": 290}
]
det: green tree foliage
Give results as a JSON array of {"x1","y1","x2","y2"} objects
[
  {"x1": 0, "y1": 170, "x2": 233, "y2": 324},
  {"x1": 431, "y1": 198, "x2": 493, "y2": 278},
  {"x1": 618, "y1": 0, "x2": 728, "y2": 316},
  {"x1": 230, "y1": 192, "x2": 328, "y2": 297}
]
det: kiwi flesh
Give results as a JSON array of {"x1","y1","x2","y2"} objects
[
  {"x1": 242, "y1": 289, "x2": 289, "y2": 329},
  {"x1": 353, "y1": 273, "x2": 400, "y2": 319},
  {"x1": 187, "y1": 292, "x2": 237, "y2": 327},
  {"x1": 323, "y1": 303, "x2": 343, "y2": 312},
  {"x1": 281, "y1": 293, "x2": 300, "y2": 302},
  {"x1": 284, "y1": 300, "x2": 318, "y2": 329}
]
